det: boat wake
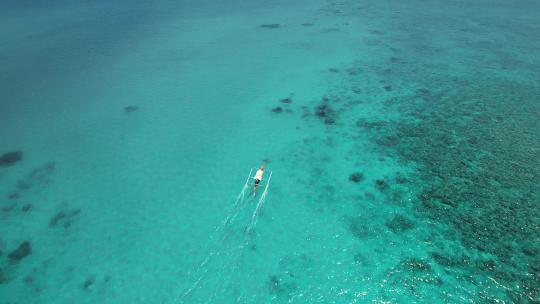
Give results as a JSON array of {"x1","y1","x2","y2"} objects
[
  {"x1": 178, "y1": 169, "x2": 272, "y2": 303},
  {"x1": 246, "y1": 172, "x2": 272, "y2": 235}
]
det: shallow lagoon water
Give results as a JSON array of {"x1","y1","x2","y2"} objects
[{"x1": 0, "y1": 0, "x2": 539, "y2": 303}]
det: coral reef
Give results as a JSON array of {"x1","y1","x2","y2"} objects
[
  {"x1": 0, "y1": 151, "x2": 22, "y2": 167},
  {"x1": 259, "y1": 24, "x2": 281, "y2": 29},
  {"x1": 348, "y1": 172, "x2": 364, "y2": 183},
  {"x1": 8, "y1": 241, "x2": 31, "y2": 263},
  {"x1": 124, "y1": 105, "x2": 139, "y2": 113},
  {"x1": 279, "y1": 97, "x2": 293, "y2": 104},
  {"x1": 385, "y1": 214, "x2": 414, "y2": 233},
  {"x1": 49, "y1": 209, "x2": 81, "y2": 229},
  {"x1": 271, "y1": 106, "x2": 283, "y2": 113},
  {"x1": 366, "y1": 81, "x2": 540, "y2": 301}
]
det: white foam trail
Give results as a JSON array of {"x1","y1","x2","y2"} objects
[
  {"x1": 206, "y1": 173, "x2": 273, "y2": 302},
  {"x1": 180, "y1": 170, "x2": 273, "y2": 303},
  {"x1": 179, "y1": 170, "x2": 253, "y2": 301},
  {"x1": 247, "y1": 172, "x2": 272, "y2": 235},
  {"x1": 220, "y1": 169, "x2": 253, "y2": 230}
]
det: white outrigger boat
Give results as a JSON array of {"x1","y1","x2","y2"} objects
[{"x1": 240, "y1": 163, "x2": 272, "y2": 197}]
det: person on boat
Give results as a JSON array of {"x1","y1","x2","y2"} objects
[{"x1": 253, "y1": 163, "x2": 265, "y2": 189}]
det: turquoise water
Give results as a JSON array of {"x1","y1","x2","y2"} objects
[{"x1": 1, "y1": 0, "x2": 539, "y2": 303}]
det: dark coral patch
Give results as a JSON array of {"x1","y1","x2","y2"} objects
[
  {"x1": 395, "y1": 172, "x2": 408, "y2": 184},
  {"x1": 328, "y1": 68, "x2": 340, "y2": 73},
  {"x1": 321, "y1": 28, "x2": 340, "y2": 33},
  {"x1": 83, "y1": 276, "x2": 95, "y2": 290},
  {"x1": 375, "y1": 179, "x2": 389, "y2": 191},
  {"x1": 17, "y1": 180, "x2": 31, "y2": 190},
  {"x1": 349, "y1": 173, "x2": 364, "y2": 183},
  {"x1": 8, "y1": 241, "x2": 32, "y2": 263},
  {"x1": 271, "y1": 107, "x2": 283, "y2": 113},
  {"x1": 49, "y1": 212, "x2": 66, "y2": 227},
  {"x1": 349, "y1": 220, "x2": 370, "y2": 239},
  {"x1": 483, "y1": 260, "x2": 496, "y2": 271},
  {"x1": 314, "y1": 101, "x2": 337, "y2": 124},
  {"x1": 49, "y1": 209, "x2": 81, "y2": 228},
  {"x1": 8, "y1": 193, "x2": 20, "y2": 200},
  {"x1": 21, "y1": 204, "x2": 32, "y2": 212},
  {"x1": 353, "y1": 253, "x2": 369, "y2": 266},
  {"x1": 383, "y1": 85, "x2": 392, "y2": 92},
  {"x1": 29, "y1": 162, "x2": 56, "y2": 182},
  {"x1": 124, "y1": 105, "x2": 139, "y2": 113},
  {"x1": 385, "y1": 214, "x2": 414, "y2": 233},
  {"x1": 2, "y1": 202, "x2": 17, "y2": 212},
  {"x1": 315, "y1": 106, "x2": 327, "y2": 117},
  {"x1": 279, "y1": 98, "x2": 293, "y2": 104},
  {"x1": 0, "y1": 151, "x2": 22, "y2": 167},
  {"x1": 347, "y1": 68, "x2": 360, "y2": 75},
  {"x1": 324, "y1": 117, "x2": 335, "y2": 125},
  {"x1": 404, "y1": 258, "x2": 432, "y2": 272},
  {"x1": 356, "y1": 119, "x2": 385, "y2": 130},
  {"x1": 468, "y1": 136, "x2": 479, "y2": 145},
  {"x1": 259, "y1": 24, "x2": 281, "y2": 29},
  {"x1": 522, "y1": 247, "x2": 537, "y2": 257},
  {"x1": 416, "y1": 88, "x2": 430, "y2": 95},
  {"x1": 376, "y1": 135, "x2": 400, "y2": 147},
  {"x1": 268, "y1": 274, "x2": 298, "y2": 299},
  {"x1": 301, "y1": 23, "x2": 313, "y2": 26},
  {"x1": 384, "y1": 257, "x2": 443, "y2": 297}
]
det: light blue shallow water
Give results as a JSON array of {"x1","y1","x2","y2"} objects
[{"x1": 1, "y1": 1, "x2": 539, "y2": 303}]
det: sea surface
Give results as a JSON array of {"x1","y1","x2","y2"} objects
[{"x1": 1, "y1": 0, "x2": 539, "y2": 303}]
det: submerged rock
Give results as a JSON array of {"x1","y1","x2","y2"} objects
[
  {"x1": 324, "y1": 117, "x2": 335, "y2": 125},
  {"x1": 0, "y1": 270, "x2": 6, "y2": 284},
  {"x1": 385, "y1": 214, "x2": 414, "y2": 233},
  {"x1": 349, "y1": 173, "x2": 364, "y2": 183},
  {"x1": 8, "y1": 241, "x2": 31, "y2": 263},
  {"x1": 271, "y1": 107, "x2": 283, "y2": 113},
  {"x1": 375, "y1": 179, "x2": 389, "y2": 191},
  {"x1": 124, "y1": 105, "x2": 139, "y2": 113},
  {"x1": 259, "y1": 24, "x2": 281, "y2": 29},
  {"x1": 2, "y1": 202, "x2": 17, "y2": 213},
  {"x1": 347, "y1": 68, "x2": 360, "y2": 75},
  {"x1": 83, "y1": 276, "x2": 95, "y2": 290},
  {"x1": 268, "y1": 274, "x2": 299, "y2": 300},
  {"x1": 279, "y1": 98, "x2": 293, "y2": 104},
  {"x1": 70, "y1": 209, "x2": 81, "y2": 217},
  {"x1": 0, "y1": 151, "x2": 22, "y2": 167},
  {"x1": 49, "y1": 212, "x2": 66, "y2": 227},
  {"x1": 404, "y1": 258, "x2": 432, "y2": 272},
  {"x1": 353, "y1": 253, "x2": 369, "y2": 266},
  {"x1": 49, "y1": 209, "x2": 81, "y2": 228},
  {"x1": 8, "y1": 193, "x2": 20, "y2": 200},
  {"x1": 416, "y1": 88, "x2": 430, "y2": 95},
  {"x1": 321, "y1": 28, "x2": 340, "y2": 33},
  {"x1": 29, "y1": 162, "x2": 56, "y2": 182},
  {"x1": 349, "y1": 220, "x2": 370, "y2": 239},
  {"x1": 395, "y1": 173, "x2": 408, "y2": 184},
  {"x1": 315, "y1": 103, "x2": 332, "y2": 118}
]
